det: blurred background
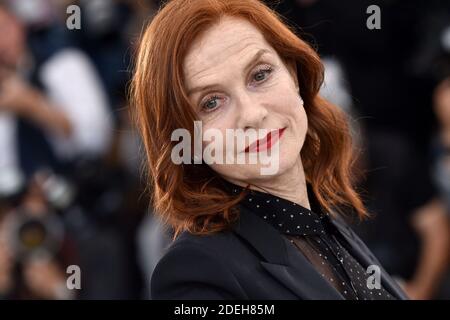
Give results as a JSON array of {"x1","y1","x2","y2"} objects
[{"x1": 0, "y1": 0, "x2": 449, "y2": 300}]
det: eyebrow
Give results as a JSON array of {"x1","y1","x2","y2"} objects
[{"x1": 187, "y1": 48, "x2": 271, "y2": 96}]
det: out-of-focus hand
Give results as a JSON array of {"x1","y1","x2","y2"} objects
[
  {"x1": 401, "y1": 281, "x2": 432, "y2": 300},
  {"x1": 23, "y1": 257, "x2": 69, "y2": 300},
  {"x1": 407, "y1": 198, "x2": 450, "y2": 300},
  {"x1": 0, "y1": 68, "x2": 72, "y2": 137},
  {"x1": 411, "y1": 198, "x2": 449, "y2": 236},
  {"x1": 0, "y1": 71, "x2": 35, "y2": 114}
]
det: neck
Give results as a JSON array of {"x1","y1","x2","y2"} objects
[{"x1": 225, "y1": 155, "x2": 311, "y2": 210}]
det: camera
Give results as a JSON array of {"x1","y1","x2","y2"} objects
[{"x1": 3, "y1": 207, "x2": 64, "y2": 262}]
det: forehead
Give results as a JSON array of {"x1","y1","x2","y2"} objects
[{"x1": 183, "y1": 16, "x2": 276, "y2": 84}]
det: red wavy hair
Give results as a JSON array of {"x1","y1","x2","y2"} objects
[{"x1": 130, "y1": 0, "x2": 367, "y2": 238}]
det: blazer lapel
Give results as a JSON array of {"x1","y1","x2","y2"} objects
[
  {"x1": 329, "y1": 216, "x2": 409, "y2": 300},
  {"x1": 261, "y1": 238, "x2": 344, "y2": 300},
  {"x1": 233, "y1": 205, "x2": 344, "y2": 300}
]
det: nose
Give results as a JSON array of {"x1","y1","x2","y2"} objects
[{"x1": 235, "y1": 90, "x2": 268, "y2": 130}]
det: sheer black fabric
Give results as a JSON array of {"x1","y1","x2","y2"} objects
[{"x1": 225, "y1": 181, "x2": 395, "y2": 300}]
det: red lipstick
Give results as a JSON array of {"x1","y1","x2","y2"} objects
[{"x1": 245, "y1": 127, "x2": 286, "y2": 153}]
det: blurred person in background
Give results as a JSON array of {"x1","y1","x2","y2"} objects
[
  {"x1": 434, "y1": 78, "x2": 450, "y2": 214},
  {"x1": 0, "y1": 0, "x2": 147, "y2": 299},
  {"x1": 429, "y1": 77, "x2": 450, "y2": 299},
  {"x1": 0, "y1": 1, "x2": 81, "y2": 299},
  {"x1": 0, "y1": 175, "x2": 79, "y2": 299}
]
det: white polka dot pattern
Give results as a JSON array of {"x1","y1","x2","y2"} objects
[{"x1": 226, "y1": 181, "x2": 395, "y2": 300}]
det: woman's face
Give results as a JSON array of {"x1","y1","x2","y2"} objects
[{"x1": 183, "y1": 16, "x2": 308, "y2": 185}]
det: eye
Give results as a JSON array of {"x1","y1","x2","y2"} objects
[
  {"x1": 251, "y1": 64, "x2": 273, "y2": 84},
  {"x1": 201, "y1": 95, "x2": 223, "y2": 112}
]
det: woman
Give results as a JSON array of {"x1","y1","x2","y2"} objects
[{"x1": 131, "y1": 0, "x2": 408, "y2": 300}]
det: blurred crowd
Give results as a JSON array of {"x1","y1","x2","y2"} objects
[
  {"x1": 0, "y1": 0, "x2": 158, "y2": 299},
  {"x1": 0, "y1": 0, "x2": 449, "y2": 300}
]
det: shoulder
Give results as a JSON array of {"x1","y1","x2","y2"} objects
[{"x1": 150, "y1": 230, "x2": 248, "y2": 300}]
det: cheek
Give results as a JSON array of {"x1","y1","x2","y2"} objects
[
  {"x1": 296, "y1": 105, "x2": 308, "y2": 139},
  {"x1": 271, "y1": 88, "x2": 307, "y2": 136},
  {"x1": 289, "y1": 105, "x2": 308, "y2": 153},
  {"x1": 273, "y1": 93, "x2": 308, "y2": 157},
  {"x1": 201, "y1": 120, "x2": 230, "y2": 151}
]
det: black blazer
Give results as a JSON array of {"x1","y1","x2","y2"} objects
[{"x1": 151, "y1": 205, "x2": 408, "y2": 300}]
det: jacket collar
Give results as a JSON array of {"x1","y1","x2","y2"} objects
[
  {"x1": 228, "y1": 182, "x2": 327, "y2": 237},
  {"x1": 233, "y1": 204, "x2": 408, "y2": 300},
  {"x1": 233, "y1": 205, "x2": 343, "y2": 299}
]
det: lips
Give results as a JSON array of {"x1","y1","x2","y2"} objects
[{"x1": 245, "y1": 127, "x2": 286, "y2": 153}]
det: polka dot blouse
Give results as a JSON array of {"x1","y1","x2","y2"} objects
[{"x1": 226, "y1": 181, "x2": 395, "y2": 300}]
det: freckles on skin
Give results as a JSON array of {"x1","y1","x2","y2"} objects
[
  {"x1": 182, "y1": 16, "x2": 308, "y2": 183},
  {"x1": 183, "y1": 17, "x2": 280, "y2": 103}
]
